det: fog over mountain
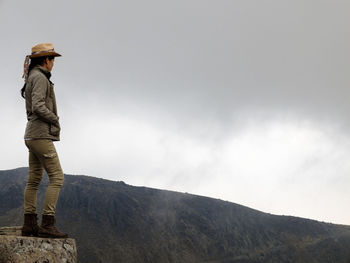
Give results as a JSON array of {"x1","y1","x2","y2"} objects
[{"x1": 0, "y1": 0, "x2": 350, "y2": 224}]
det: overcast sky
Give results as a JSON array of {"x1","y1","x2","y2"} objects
[{"x1": 1, "y1": 0, "x2": 350, "y2": 224}]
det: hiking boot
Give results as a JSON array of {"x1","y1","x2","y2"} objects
[
  {"x1": 38, "y1": 214, "x2": 68, "y2": 238},
  {"x1": 22, "y1": 213, "x2": 39, "y2": 237}
]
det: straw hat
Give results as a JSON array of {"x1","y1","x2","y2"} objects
[{"x1": 29, "y1": 43, "x2": 62, "y2": 58}]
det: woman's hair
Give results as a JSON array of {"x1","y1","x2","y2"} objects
[{"x1": 20, "y1": 56, "x2": 55, "y2": 98}]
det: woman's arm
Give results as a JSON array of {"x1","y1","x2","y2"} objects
[{"x1": 31, "y1": 76, "x2": 59, "y2": 124}]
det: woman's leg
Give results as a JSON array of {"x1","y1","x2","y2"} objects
[
  {"x1": 24, "y1": 144, "x2": 44, "y2": 214},
  {"x1": 25, "y1": 139, "x2": 64, "y2": 215},
  {"x1": 25, "y1": 139, "x2": 67, "y2": 238},
  {"x1": 41, "y1": 142, "x2": 64, "y2": 216}
]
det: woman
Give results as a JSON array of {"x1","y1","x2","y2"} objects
[{"x1": 21, "y1": 43, "x2": 67, "y2": 238}]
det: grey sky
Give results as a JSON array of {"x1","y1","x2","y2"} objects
[{"x1": 1, "y1": 0, "x2": 350, "y2": 224}]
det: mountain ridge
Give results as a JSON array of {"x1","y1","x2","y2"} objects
[{"x1": 1, "y1": 167, "x2": 350, "y2": 262}]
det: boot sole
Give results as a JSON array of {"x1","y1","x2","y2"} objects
[{"x1": 22, "y1": 231, "x2": 38, "y2": 237}]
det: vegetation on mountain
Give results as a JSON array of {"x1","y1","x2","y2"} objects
[{"x1": 1, "y1": 168, "x2": 350, "y2": 263}]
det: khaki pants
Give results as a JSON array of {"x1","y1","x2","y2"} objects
[{"x1": 24, "y1": 139, "x2": 64, "y2": 215}]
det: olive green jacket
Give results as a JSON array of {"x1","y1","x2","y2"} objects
[{"x1": 24, "y1": 66, "x2": 60, "y2": 141}]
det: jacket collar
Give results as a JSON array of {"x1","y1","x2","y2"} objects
[{"x1": 34, "y1": 65, "x2": 52, "y2": 80}]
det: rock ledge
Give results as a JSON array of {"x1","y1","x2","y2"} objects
[{"x1": 0, "y1": 226, "x2": 77, "y2": 263}]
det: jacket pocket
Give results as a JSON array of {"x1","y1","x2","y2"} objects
[{"x1": 49, "y1": 123, "x2": 61, "y2": 136}]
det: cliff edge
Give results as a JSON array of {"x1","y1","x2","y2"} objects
[{"x1": 0, "y1": 226, "x2": 77, "y2": 263}]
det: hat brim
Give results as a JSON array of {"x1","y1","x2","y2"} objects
[{"x1": 29, "y1": 51, "x2": 62, "y2": 59}]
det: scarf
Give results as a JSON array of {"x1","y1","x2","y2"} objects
[{"x1": 22, "y1": 55, "x2": 30, "y2": 83}]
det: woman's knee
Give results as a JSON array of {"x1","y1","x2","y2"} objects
[
  {"x1": 26, "y1": 179, "x2": 41, "y2": 189},
  {"x1": 50, "y1": 171, "x2": 64, "y2": 188}
]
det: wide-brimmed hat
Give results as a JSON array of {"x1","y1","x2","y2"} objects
[{"x1": 29, "y1": 43, "x2": 62, "y2": 58}]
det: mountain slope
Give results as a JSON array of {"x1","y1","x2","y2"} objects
[{"x1": 1, "y1": 168, "x2": 350, "y2": 263}]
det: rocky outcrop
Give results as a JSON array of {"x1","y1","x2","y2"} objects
[{"x1": 0, "y1": 226, "x2": 77, "y2": 263}]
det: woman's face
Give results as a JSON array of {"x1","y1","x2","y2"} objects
[{"x1": 45, "y1": 57, "x2": 55, "y2": 72}]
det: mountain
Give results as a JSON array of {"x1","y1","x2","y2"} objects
[{"x1": 1, "y1": 167, "x2": 350, "y2": 263}]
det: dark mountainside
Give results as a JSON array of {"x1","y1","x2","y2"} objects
[{"x1": 1, "y1": 168, "x2": 350, "y2": 263}]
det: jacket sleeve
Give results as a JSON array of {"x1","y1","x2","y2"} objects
[{"x1": 31, "y1": 75, "x2": 59, "y2": 124}]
